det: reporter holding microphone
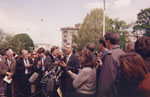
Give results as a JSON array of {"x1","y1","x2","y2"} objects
[{"x1": 67, "y1": 49, "x2": 96, "y2": 97}]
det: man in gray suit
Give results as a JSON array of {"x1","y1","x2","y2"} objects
[{"x1": 0, "y1": 49, "x2": 16, "y2": 97}]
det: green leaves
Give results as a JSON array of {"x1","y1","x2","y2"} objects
[
  {"x1": 109, "y1": 18, "x2": 130, "y2": 48},
  {"x1": 74, "y1": 9, "x2": 110, "y2": 51},
  {"x1": 133, "y1": 8, "x2": 150, "y2": 36},
  {"x1": 73, "y1": 9, "x2": 130, "y2": 51},
  {"x1": 0, "y1": 31, "x2": 34, "y2": 54},
  {"x1": 10, "y1": 33, "x2": 34, "y2": 53},
  {"x1": 0, "y1": 29, "x2": 13, "y2": 54}
]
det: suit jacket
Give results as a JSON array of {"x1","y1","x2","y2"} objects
[
  {"x1": 48, "y1": 54, "x2": 55, "y2": 64},
  {"x1": 15, "y1": 58, "x2": 33, "y2": 91},
  {"x1": 45, "y1": 55, "x2": 53, "y2": 71},
  {"x1": 0, "y1": 57, "x2": 16, "y2": 76},
  {"x1": 32, "y1": 55, "x2": 53, "y2": 85},
  {"x1": 63, "y1": 54, "x2": 80, "y2": 73},
  {"x1": 61, "y1": 53, "x2": 80, "y2": 97},
  {"x1": 0, "y1": 57, "x2": 16, "y2": 88},
  {"x1": 33, "y1": 55, "x2": 53, "y2": 73}
]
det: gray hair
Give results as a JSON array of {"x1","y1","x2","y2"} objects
[
  {"x1": 6, "y1": 49, "x2": 13, "y2": 55},
  {"x1": 21, "y1": 49, "x2": 28, "y2": 55}
]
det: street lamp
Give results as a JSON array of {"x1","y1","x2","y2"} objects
[{"x1": 41, "y1": 19, "x2": 44, "y2": 45}]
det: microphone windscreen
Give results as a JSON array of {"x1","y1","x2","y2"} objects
[{"x1": 29, "y1": 72, "x2": 39, "y2": 83}]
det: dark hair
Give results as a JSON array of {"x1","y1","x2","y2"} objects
[
  {"x1": 119, "y1": 53, "x2": 149, "y2": 85},
  {"x1": 99, "y1": 38, "x2": 106, "y2": 47},
  {"x1": 135, "y1": 36, "x2": 150, "y2": 58},
  {"x1": 19, "y1": 49, "x2": 23, "y2": 55},
  {"x1": 86, "y1": 42, "x2": 95, "y2": 52},
  {"x1": 37, "y1": 47, "x2": 45, "y2": 54},
  {"x1": 72, "y1": 46, "x2": 77, "y2": 54},
  {"x1": 50, "y1": 46, "x2": 58, "y2": 54},
  {"x1": 80, "y1": 49, "x2": 96, "y2": 68},
  {"x1": 104, "y1": 32, "x2": 120, "y2": 45}
]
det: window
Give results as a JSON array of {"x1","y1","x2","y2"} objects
[
  {"x1": 64, "y1": 35, "x2": 67, "y2": 38},
  {"x1": 64, "y1": 39, "x2": 67, "y2": 43},
  {"x1": 63, "y1": 30, "x2": 68, "y2": 33}
]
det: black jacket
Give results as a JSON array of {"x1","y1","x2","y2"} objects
[
  {"x1": 61, "y1": 54, "x2": 80, "y2": 97},
  {"x1": 15, "y1": 57, "x2": 33, "y2": 97}
]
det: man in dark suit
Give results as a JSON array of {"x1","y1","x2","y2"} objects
[
  {"x1": 0, "y1": 49, "x2": 16, "y2": 97},
  {"x1": 61, "y1": 43, "x2": 80, "y2": 97},
  {"x1": 33, "y1": 47, "x2": 53, "y2": 97},
  {"x1": 35, "y1": 48, "x2": 52, "y2": 72},
  {"x1": 15, "y1": 50, "x2": 33, "y2": 97}
]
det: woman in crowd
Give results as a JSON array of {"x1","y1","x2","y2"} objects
[
  {"x1": 119, "y1": 53, "x2": 150, "y2": 97},
  {"x1": 67, "y1": 49, "x2": 96, "y2": 97},
  {"x1": 124, "y1": 42, "x2": 135, "y2": 53},
  {"x1": 135, "y1": 36, "x2": 150, "y2": 71}
]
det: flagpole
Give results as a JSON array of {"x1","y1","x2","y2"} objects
[
  {"x1": 103, "y1": 0, "x2": 105, "y2": 36},
  {"x1": 41, "y1": 19, "x2": 43, "y2": 45}
]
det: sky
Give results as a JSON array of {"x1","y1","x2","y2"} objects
[{"x1": 0, "y1": 0, "x2": 150, "y2": 47}]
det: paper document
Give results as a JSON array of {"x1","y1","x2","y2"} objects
[{"x1": 3, "y1": 76, "x2": 12, "y2": 84}]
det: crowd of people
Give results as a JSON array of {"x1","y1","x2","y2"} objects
[{"x1": 0, "y1": 32, "x2": 150, "y2": 97}]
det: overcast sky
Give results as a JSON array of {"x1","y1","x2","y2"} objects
[{"x1": 0, "y1": 0, "x2": 150, "y2": 47}]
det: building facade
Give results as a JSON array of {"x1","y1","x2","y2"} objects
[{"x1": 61, "y1": 24, "x2": 81, "y2": 48}]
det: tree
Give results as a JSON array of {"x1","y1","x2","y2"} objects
[
  {"x1": 133, "y1": 8, "x2": 150, "y2": 36},
  {"x1": 109, "y1": 18, "x2": 130, "y2": 48},
  {"x1": 74, "y1": 9, "x2": 110, "y2": 51},
  {"x1": 10, "y1": 33, "x2": 34, "y2": 53},
  {"x1": 0, "y1": 28, "x2": 34, "y2": 54},
  {"x1": 0, "y1": 28, "x2": 13, "y2": 54},
  {"x1": 0, "y1": 28, "x2": 5, "y2": 42}
]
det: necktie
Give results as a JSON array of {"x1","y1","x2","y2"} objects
[
  {"x1": 25, "y1": 59, "x2": 28, "y2": 64},
  {"x1": 7, "y1": 59, "x2": 11, "y2": 72},
  {"x1": 25, "y1": 59, "x2": 29, "y2": 74},
  {"x1": 42, "y1": 57, "x2": 45, "y2": 71},
  {"x1": 66, "y1": 56, "x2": 69, "y2": 64}
]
